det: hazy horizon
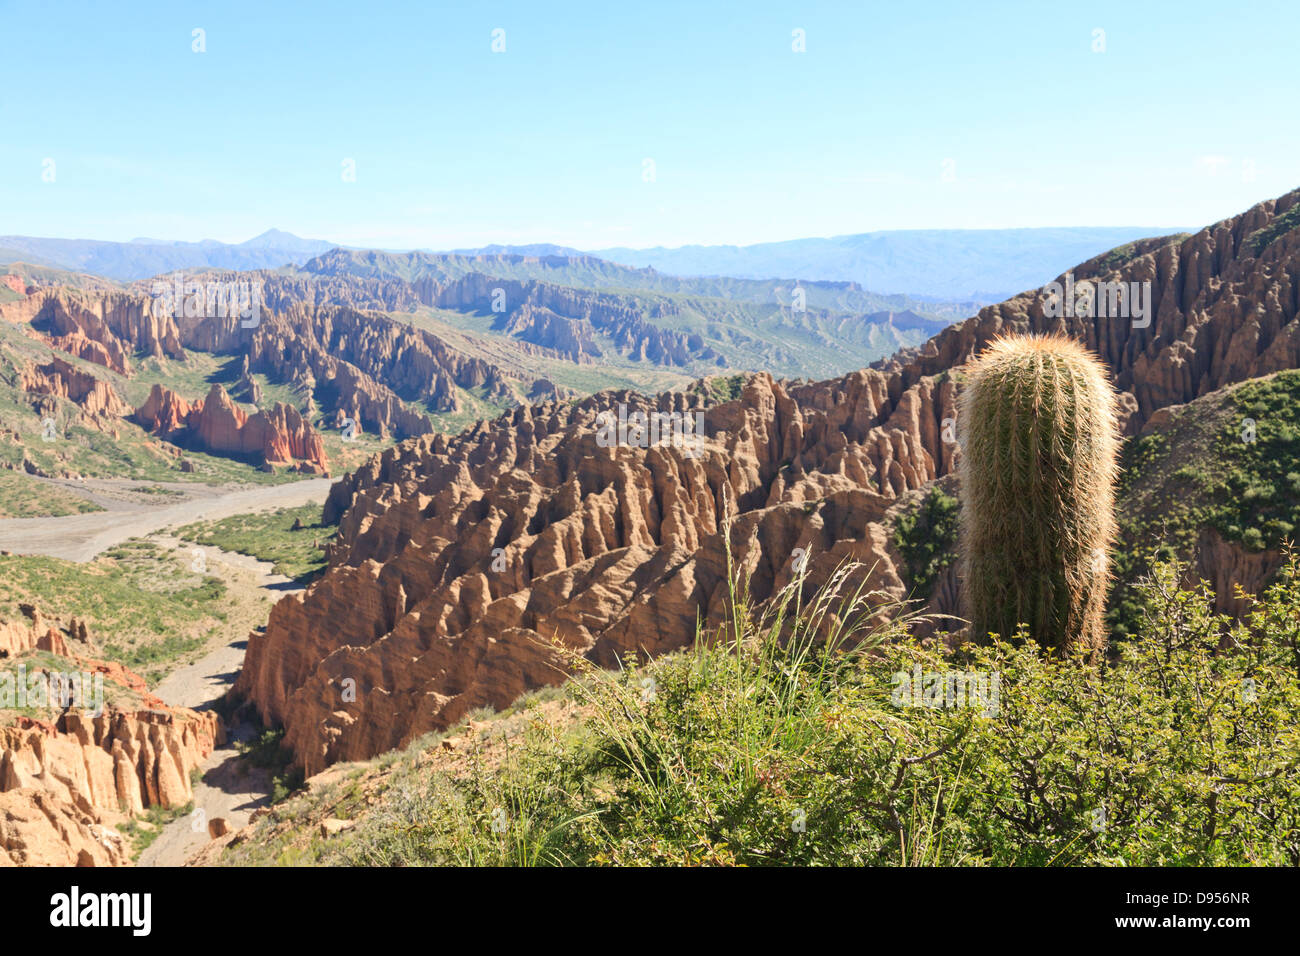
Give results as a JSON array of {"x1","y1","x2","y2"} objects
[{"x1": 2, "y1": 222, "x2": 1197, "y2": 250}]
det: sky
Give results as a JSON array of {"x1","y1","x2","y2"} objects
[{"x1": 1, "y1": 0, "x2": 1296, "y2": 250}]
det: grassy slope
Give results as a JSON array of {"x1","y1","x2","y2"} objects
[
  {"x1": 0, "y1": 259, "x2": 121, "y2": 292},
  {"x1": 1109, "y1": 369, "x2": 1300, "y2": 636},
  {"x1": 0, "y1": 648, "x2": 149, "y2": 721},
  {"x1": 0, "y1": 538, "x2": 271, "y2": 686},
  {"x1": 0, "y1": 471, "x2": 104, "y2": 517},
  {"x1": 175, "y1": 503, "x2": 334, "y2": 583}
]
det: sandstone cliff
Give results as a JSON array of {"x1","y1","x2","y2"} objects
[
  {"x1": 176, "y1": 301, "x2": 464, "y2": 436},
  {"x1": 879, "y1": 190, "x2": 1300, "y2": 436},
  {"x1": 20, "y1": 356, "x2": 131, "y2": 421},
  {"x1": 0, "y1": 287, "x2": 185, "y2": 376},
  {"x1": 135, "y1": 383, "x2": 329, "y2": 474},
  {"x1": 0, "y1": 706, "x2": 219, "y2": 866},
  {"x1": 243, "y1": 373, "x2": 946, "y2": 775},
  {"x1": 0, "y1": 612, "x2": 220, "y2": 866}
]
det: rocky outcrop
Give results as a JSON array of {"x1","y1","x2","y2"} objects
[
  {"x1": 0, "y1": 287, "x2": 185, "y2": 376},
  {"x1": 231, "y1": 355, "x2": 263, "y2": 405},
  {"x1": 500, "y1": 305, "x2": 603, "y2": 364},
  {"x1": 1193, "y1": 527, "x2": 1285, "y2": 619},
  {"x1": 134, "y1": 383, "x2": 195, "y2": 441},
  {"x1": 879, "y1": 189, "x2": 1300, "y2": 436},
  {"x1": 0, "y1": 789, "x2": 128, "y2": 866},
  {"x1": 0, "y1": 607, "x2": 220, "y2": 866},
  {"x1": 20, "y1": 357, "x2": 131, "y2": 420},
  {"x1": 4, "y1": 279, "x2": 498, "y2": 441},
  {"x1": 134, "y1": 383, "x2": 329, "y2": 474},
  {"x1": 0, "y1": 707, "x2": 219, "y2": 866},
  {"x1": 527, "y1": 378, "x2": 570, "y2": 403},
  {"x1": 1, "y1": 276, "x2": 28, "y2": 296},
  {"x1": 0, "y1": 708, "x2": 218, "y2": 816},
  {"x1": 176, "y1": 303, "x2": 455, "y2": 437},
  {"x1": 191, "y1": 384, "x2": 325, "y2": 470},
  {"x1": 239, "y1": 188, "x2": 1300, "y2": 776},
  {"x1": 245, "y1": 373, "x2": 940, "y2": 775},
  {"x1": 0, "y1": 613, "x2": 71, "y2": 658}
]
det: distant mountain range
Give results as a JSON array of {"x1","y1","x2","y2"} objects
[
  {"x1": 301, "y1": 247, "x2": 960, "y2": 320},
  {"x1": 588, "y1": 227, "x2": 1190, "y2": 300},
  {"x1": 1, "y1": 226, "x2": 1188, "y2": 301},
  {"x1": 0, "y1": 229, "x2": 336, "y2": 282}
]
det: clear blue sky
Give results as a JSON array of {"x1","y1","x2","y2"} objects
[{"x1": 1, "y1": 0, "x2": 1296, "y2": 249}]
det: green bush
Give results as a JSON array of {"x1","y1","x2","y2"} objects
[
  {"x1": 1213, "y1": 372, "x2": 1300, "y2": 550},
  {"x1": 237, "y1": 727, "x2": 306, "y2": 804},
  {"x1": 892, "y1": 487, "x2": 959, "y2": 600}
]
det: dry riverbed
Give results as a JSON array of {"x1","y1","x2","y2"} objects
[
  {"x1": 138, "y1": 537, "x2": 309, "y2": 867},
  {"x1": 0, "y1": 477, "x2": 332, "y2": 562}
]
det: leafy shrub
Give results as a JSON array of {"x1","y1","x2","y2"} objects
[
  {"x1": 1213, "y1": 372, "x2": 1300, "y2": 550},
  {"x1": 238, "y1": 727, "x2": 306, "y2": 803},
  {"x1": 892, "y1": 487, "x2": 959, "y2": 599}
]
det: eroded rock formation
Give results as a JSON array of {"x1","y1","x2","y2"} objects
[
  {"x1": 234, "y1": 265, "x2": 725, "y2": 369},
  {"x1": 879, "y1": 190, "x2": 1300, "y2": 436},
  {"x1": 0, "y1": 288, "x2": 185, "y2": 376},
  {"x1": 0, "y1": 611, "x2": 220, "y2": 866},
  {"x1": 135, "y1": 383, "x2": 329, "y2": 474},
  {"x1": 242, "y1": 372, "x2": 951, "y2": 775},
  {"x1": 237, "y1": 188, "x2": 1300, "y2": 775},
  {"x1": 20, "y1": 357, "x2": 131, "y2": 421},
  {"x1": 176, "y1": 302, "x2": 467, "y2": 437}
]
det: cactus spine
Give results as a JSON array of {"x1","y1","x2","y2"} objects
[{"x1": 958, "y1": 334, "x2": 1120, "y2": 654}]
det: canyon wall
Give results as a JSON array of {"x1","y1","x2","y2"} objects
[{"x1": 1, "y1": 288, "x2": 185, "y2": 376}]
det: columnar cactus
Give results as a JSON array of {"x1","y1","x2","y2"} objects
[{"x1": 958, "y1": 334, "x2": 1120, "y2": 654}]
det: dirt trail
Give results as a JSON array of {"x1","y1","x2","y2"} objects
[
  {"x1": 139, "y1": 536, "x2": 307, "y2": 867},
  {"x1": 0, "y1": 477, "x2": 332, "y2": 562}
]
